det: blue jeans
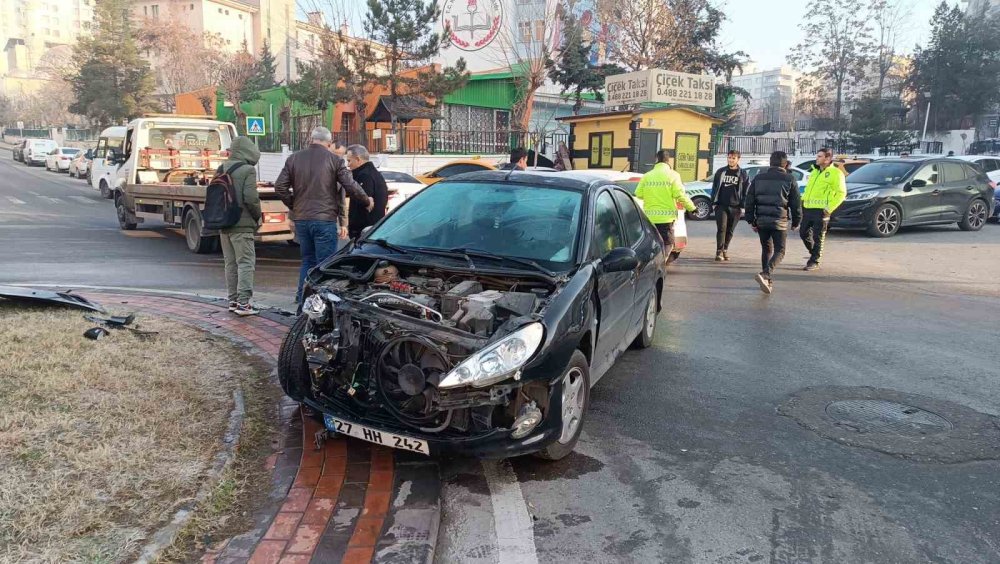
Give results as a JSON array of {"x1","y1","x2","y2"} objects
[{"x1": 295, "y1": 220, "x2": 342, "y2": 303}]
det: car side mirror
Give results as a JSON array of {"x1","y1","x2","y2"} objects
[
  {"x1": 909, "y1": 179, "x2": 927, "y2": 189},
  {"x1": 360, "y1": 225, "x2": 374, "y2": 239},
  {"x1": 601, "y1": 247, "x2": 639, "y2": 273}
]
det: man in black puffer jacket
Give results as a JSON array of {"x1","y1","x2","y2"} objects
[{"x1": 744, "y1": 151, "x2": 802, "y2": 294}]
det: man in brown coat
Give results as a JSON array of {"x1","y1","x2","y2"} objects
[{"x1": 275, "y1": 126, "x2": 374, "y2": 304}]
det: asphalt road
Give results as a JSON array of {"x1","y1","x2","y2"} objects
[{"x1": 3, "y1": 150, "x2": 999, "y2": 563}]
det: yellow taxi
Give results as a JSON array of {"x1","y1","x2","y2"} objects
[{"x1": 415, "y1": 158, "x2": 498, "y2": 185}]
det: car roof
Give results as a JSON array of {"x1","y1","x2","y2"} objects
[
  {"x1": 949, "y1": 155, "x2": 993, "y2": 162},
  {"x1": 439, "y1": 170, "x2": 603, "y2": 191}
]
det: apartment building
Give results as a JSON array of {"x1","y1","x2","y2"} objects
[
  {"x1": 730, "y1": 64, "x2": 800, "y2": 132},
  {"x1": 1, "y1": 0, "x2": 94, "y2": 97}
]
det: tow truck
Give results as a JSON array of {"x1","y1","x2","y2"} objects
[{"x1": 110, "y1": 114, "x2": 293, "y2": 253}]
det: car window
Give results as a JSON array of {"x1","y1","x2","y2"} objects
[
  {"x1": 790, "y1": 169, "x2": 804, "y2": 181},
  {"x1": 941, "y1": 162, "x2": 967, "y2": 183},
  {"x1": 843, "y1": 162, "x2": 866, "y2": 173},
  {"x1": 744, "y1": 167, "x2": 763, "y2": 181},
  {"x1": 370, "y1": 181, "x2": 583, "y2": 270},
  {"x1": 436, "y1": 163, "x2": 488, "y2": 178},
  {"x1": 981, "y1": 159, "x2": 1000, "y2": 173},
  {"x1": 798, "y1": 159, "x2": 817, "y2": 171},
  {"x1": 381, "y1": 171, "x2": 420, "y2": 183},
  {"x1": 611, "y1": 189, "x2": 645, "y2": 246},
  {"x1": 961, "y1": 164, "x2": 983, "y2": 180},
  {"x1": 62, "y1": 148, "x2": 81, "y2": 155},
  {"x1": 592, "y1": 191, "x2": 626, "y2": 259},
  {"x1": 913, "y1": 163, "x2": 940, "y2": 186}
]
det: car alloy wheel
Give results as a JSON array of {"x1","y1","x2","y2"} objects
[
  {"x1": 968, "y1": 201, "x2": 987, "y2": 230},
  {"x1": 645, "y1": 295, "x2": 656, "y2": 339},
  {"x1": 875, "y1": 205, "x2": 899, "y2": 236},
  {"x1": 692, "y1": 198, "x2": 712, "y2": 220},
  {"x1": 558, "y1": 367, "x2": 586, "y2": 444}
]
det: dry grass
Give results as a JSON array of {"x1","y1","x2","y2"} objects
[{"x1": 0, "y1": 304, "x2": 262, "y2": 564}]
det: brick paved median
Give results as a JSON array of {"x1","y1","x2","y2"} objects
[{"x1": 78, "y1": 292, "x2": 441, "y2": 564}]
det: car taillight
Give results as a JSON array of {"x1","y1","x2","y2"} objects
[
  {"x1": 60, "y1": 156, "x2": 69, "y2": 160},
  {"x1": 263, "y1": 213, "x2": 285, "y2": 224},
  {"x1": 990, "y1": 181, "x2": 997, "y2": 190}
]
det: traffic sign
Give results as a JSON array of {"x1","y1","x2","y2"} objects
[{"x1": 246, "y1": 116, "x2": 266, "y2": 136}]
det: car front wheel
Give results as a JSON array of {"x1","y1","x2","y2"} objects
[
  {"x1": 866, "y1": 203, "x2": 901, "y2": 237},
  {"x1": 277, "y1": 315, "x2": 313, "y2": 402},
  {"x1": 958, "y1": 199, "x2": 988, "y2": 231},
  {"x1": 536, "y1": 350, "x2": 590, "y2": 461}
]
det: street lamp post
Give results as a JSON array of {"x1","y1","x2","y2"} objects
[{"x1": 920, "y1": 91, "x2": 931, "y2": 152}]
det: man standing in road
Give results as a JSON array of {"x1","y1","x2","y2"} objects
[
  {"x1": 745, "y1": 151, "x2": 801, "y2": 294},
  {"x1": 634, "y1": 150, "x2": 697, "y2": 262},
  {"x1": 345, "y1": 145, "x2": 389, "y2": 239},
  {"x1": 275, "y1": 126, "x2": 374, "y2": 305},
  {"x1": 800, "y1": 147, "x2": 846, "y2": 271},
  {"x1": 510, "y1": 147, "x2": 528, "y2": 170},
  {"x1": 219, "y1": 136, "x2": 262, "y2": 316},
  {"x1": 711, "y1": 149, "x2": 749, "y2": 262}
]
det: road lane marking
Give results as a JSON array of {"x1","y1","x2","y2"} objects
[
  {"x1": 6, "y1": 196, "x2": 25, "y2": 204},
  {"x1": 69, "y1": 195, "x2": 97, "y2": 204},
  {"x1": 482, "y1": 459, "x2": 539, "y2": 564},
  {"x1": 27, "y1": 191, "x2": 63, "y2": 204},
  {"x1": 121, "y1": 230, "x2": 167, "y2": 238}
]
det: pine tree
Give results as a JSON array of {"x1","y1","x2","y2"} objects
[
  {"x1": 69, "y1": 0, "x2": 155, "y2": 125},
  {"x1": 548, "y1": 10, "x2": 622, "y2": 115},
  {"x1": 360, "y1": 0, "x2": 468, "y2": 126},
  {"x1": 242, "y1": 40, "x2": 278, "y2": 101}
]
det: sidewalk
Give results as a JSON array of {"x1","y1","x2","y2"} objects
[{"x1": 79, "y1": 291, "x2": 441, "y2": 564}]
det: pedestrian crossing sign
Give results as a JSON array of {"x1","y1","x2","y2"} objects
[{"x1": 246, "y1": 116, "x2": 265, "y2": 136}]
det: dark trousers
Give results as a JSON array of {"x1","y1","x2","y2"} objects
[
  {"x1": 295, "y1": 220, "x2": 342, "y2": 303},
  {"x1": 800, "y1": 209, "x2": 829, "y2": 265},
  {"x1": 715, "y1": 205, "x2": 742, "y2": 252},
  {"x1": 758, "y1": 228, "x2": 787, "y2": 279},
  {"x1": 654, "y1": 222, "x2": 675, "y2": 259}
]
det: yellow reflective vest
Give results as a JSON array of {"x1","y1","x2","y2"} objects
[
  {"x1": 634, "y1": 162, "x2": 696, "y2": 224},
  {"x1": 802, "y1": 165, "x2": 847, "y2": 213}
]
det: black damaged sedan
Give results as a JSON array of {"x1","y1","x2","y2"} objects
[{"x1": 277, "y1": 171, "x2": 666, "y2": 460}]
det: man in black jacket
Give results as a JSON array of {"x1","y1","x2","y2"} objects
[
  {"x1": 345, "y1": 145, "x2": 389, "y2": 239},
  {"x1": 744, "y1": 151, "x2": 802, "y2": 294},
  {"x1": 711, "y1": 149, "x2": 749, "y2": 261}
]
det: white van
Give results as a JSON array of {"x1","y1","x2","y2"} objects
[
  {"x1": 24, "y1": 139, "x2": 58, "y2": 166},
  {"x1": 90, "y1": 126, "x2": 127, "y2": 198}
]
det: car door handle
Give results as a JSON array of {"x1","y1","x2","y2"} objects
[
  {"x1": 965, "y1": 186, "x2": 975, "y2": 191},
  {"x1": 931, "y1": 189, "x2": 941, "y2": 195}
]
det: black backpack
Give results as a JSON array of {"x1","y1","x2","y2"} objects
[{"x1": 203, "y1": 163, "x2": 244, "y2": 229}]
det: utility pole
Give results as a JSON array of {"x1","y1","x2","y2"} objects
[{"x1": 920, "y1": 91, "x2": 931, "y2": 152}]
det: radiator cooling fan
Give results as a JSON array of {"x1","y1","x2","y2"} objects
[{"x1": 376, "y1": 336, "x2": 450, "y2": 426}]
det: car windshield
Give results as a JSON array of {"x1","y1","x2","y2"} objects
[
  {"x1": 368, "y1": 182, "x2": 584, "y2": 271},
  {"x1": 382, "y1": 171, "x2": 419, "y2": 183},
  {"x1": 846, "y1": 162, "x2": 916, "y2": 185},
  {"x1": 61, "y1": 148, "x2": 81, "y2": 155}
]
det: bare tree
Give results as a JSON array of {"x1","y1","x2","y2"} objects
[
  {"x1": 870, "y1": 0, "x2": 910, "y2": 99},
  {"x1": 599, "y1": 0, "x2": 672, "y2": 71},
  {"x1": 217, "y1": 48, "x2": 258, "y2": 133},
  {"x1": 788, "y1": 0, "x2": 875, "y2": 129},
  {"x1": 137, "y1": 11, "x2": 227, "y2": 110}
]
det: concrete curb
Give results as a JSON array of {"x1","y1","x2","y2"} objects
[{"x1": 134, "y1": 388, "x2": 247, "y2": 564}]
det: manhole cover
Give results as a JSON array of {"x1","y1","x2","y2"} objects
[{"x1": 825, "y1": 400, "x2": 953, "y2": 436}]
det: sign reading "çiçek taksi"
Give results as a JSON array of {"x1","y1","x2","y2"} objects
[{"x1": 604, "y1": 69, "x2": 716, "y2": 108}]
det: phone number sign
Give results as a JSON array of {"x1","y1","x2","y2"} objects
[{"x1": 605, "y1": 69, "x2": 716, "y2": 108}]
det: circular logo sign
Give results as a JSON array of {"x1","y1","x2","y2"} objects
[{"x1": 442, "y1": 0, "x2": 503, "y2": 52}]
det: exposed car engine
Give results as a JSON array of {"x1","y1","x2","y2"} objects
[{"x1": 297, "y1": 255, "x2": 556, "y2": 437}]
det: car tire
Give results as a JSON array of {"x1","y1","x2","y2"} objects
[
  {"x1": 184, "y1": 210, "x2": 217, "y2": 254},
  {"x1": 115, "y1": 193, "x2": 137, "y2": 230},
  {"x1": 866, "y1": 203, "x2": 901, "y2": 238},
  {"x1": 958, "y1": 199, "x2": 988, "y2": 232},
  {"x1": 689, "y1": 197, "x2": 712, "y2": 221},
  {"x1": 277, "y1": 315, "x2": 314, "y2": 402},
  {"x1": 99, "y1": 180, "x2": 112, "y2": 199},
  {"x1": 632, "y1": 291, "x2": 658, "y2": 349},
  {"x1": 535, "y1": 350, "x2": 590, "y2": 461},
  {"x1": 69, "y1": 168, "x2": 76, "y2": 178}
]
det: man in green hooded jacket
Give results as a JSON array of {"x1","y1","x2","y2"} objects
[{"x1": 220, "y1": 136, "x2": 262, "y2": 316}]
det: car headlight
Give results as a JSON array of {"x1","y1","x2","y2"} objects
[
  {"x1": 302, "y1": 293, "x2": 328, "y2": 321},
  {"x1": 439, "y1": 322, "x2": 544, "y2": 389},
  {"x1": 846, "y1": 191, "x2": 879, "y2": 201}
]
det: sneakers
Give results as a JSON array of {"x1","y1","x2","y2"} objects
[
  {"x1": 755, "y1": 273, "x2": 773, "y2": 294},
  {"x1": 228, "y1": 301, "x2": 238, "y2": 312},
  {"x1": 722, "y1": 251, "x2": 730, "y2": 262},
  {"x1": 234, "y1": 302, "x2": 259, "y2": 316},
  {"x1": 803, "y1": 262, "x2": 820, "y2": 271},
  {"x1": 715, "y1": 252, "x2": 724, "y2": 262}
]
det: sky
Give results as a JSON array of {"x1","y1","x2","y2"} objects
[{"x1": 717, "y1": 0, "x2": 949, "y2": 72}]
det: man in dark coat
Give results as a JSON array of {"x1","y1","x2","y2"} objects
[
  {"x1": 744, "y1": 151, "x2": 802, "y2": 294},
  {"x1": 345, "y1": 145, "x2": 389, "y2": 239}
]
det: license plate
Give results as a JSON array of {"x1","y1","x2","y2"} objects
[{"x1": 323, "y1": 414, "x2": 429, "y2": 455}]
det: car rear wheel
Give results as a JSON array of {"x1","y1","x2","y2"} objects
[
  {"x1": 535, "y1": 350, "x2": 590, "y2": 461},
  {"x1": 184, "y1": 210, "x2": 218, "y2": 254},
  {"x1": 115, "y1": 193, "x2": 137, "y2": 230},
  {"x1": 958, "y1": 199, "x2": 988, "y2": 231},
  {"x1": 866, "y1": 203, "x2": 900, "y2": 238},
  {"x1": 689, "y1": 197, "x2": 712, "y2": 221},
  {"x1": 99, "y1": 180, "x2": 112, "y2": 199},
  {"x1": 632, "y1": 291, "x2": 657, "y2": 349},
  {"x1": 277, "y1": 315, "x2": 313, "y2": 402}
]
